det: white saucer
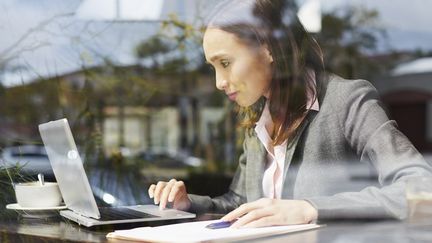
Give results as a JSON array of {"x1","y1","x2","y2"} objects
[
  {"x1": 6, "y1": 203, "x2": 67, "y2": 218},
  {"x1": 6, "y1": 203, "x2": 67, "y2": 211}
]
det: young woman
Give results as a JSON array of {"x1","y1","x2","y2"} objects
[{"x1": 148, "y1": 0, "x2": 432, "y2": 228}]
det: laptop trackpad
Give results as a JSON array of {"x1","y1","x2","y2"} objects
[{"x1": 98, "y1": 207, "x2": 158, "y2": 221}]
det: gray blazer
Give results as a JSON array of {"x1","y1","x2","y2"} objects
[{"x1": 188, "y1": 75, "x2": 432, "y2": 220}]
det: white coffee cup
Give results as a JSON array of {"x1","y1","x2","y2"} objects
[{"x1": 14, "y1": 182, "x2": 62, "y2": 208}]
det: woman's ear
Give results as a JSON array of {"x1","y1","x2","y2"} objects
[{"x1": 263, "y1": 44, "x2": 273, "y2": 64}]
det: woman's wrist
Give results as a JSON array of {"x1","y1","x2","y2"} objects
[{"x1": 302, "y1": 200, "x2": 318, "y2": 223}]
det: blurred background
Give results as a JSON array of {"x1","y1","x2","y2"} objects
[{"x1": 1, "y1": 0, "x2": 432, "y2": 208}]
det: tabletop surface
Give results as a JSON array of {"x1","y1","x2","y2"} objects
[{"x1": 1, "y1": 206, "x2": 432, "y2": 243}]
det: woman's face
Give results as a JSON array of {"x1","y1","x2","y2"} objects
[{"x1": 203, "y1": 28, "x2": 273, "y2": 107}]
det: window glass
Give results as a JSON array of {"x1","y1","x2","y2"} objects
[{"x1": 1, "y1": 0, "x2": 431, "y2": 208}]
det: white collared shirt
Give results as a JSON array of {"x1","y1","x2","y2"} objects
[{"x1": 256, "y1": 89, "x2": 319, "y2": 199}]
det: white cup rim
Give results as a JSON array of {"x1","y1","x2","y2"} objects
[{"x1": 15, "y1": 181, "x2": 58, "y2": 187}]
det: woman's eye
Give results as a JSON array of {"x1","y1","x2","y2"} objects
[{"x1": 220, "y1": 60, "x2": 230, "y2": 68}]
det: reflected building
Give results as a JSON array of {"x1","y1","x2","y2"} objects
[
  {"x1": 374, "y1": 57, "x2": 432, "y2": 153},
  {"x1": 0, "y1": 64, "x2": 230, "y2": 162}
]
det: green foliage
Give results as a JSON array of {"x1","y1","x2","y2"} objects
[
  {"x1": 0, "y1": 82, "x2": 5, "y2": 96},
  {"x1": 413, "y1": 49, "x2": 432, "y2": 58},
  {"x1": 135, "y1": 36, "x2": 173, "y2": 60},
  {"x1": 0, "y1": 164, "x2": 28, "y2": 207},
  {"x1": 317, "y1": 6, "x2": 389, "y2": 79},
  {"x1": 135, "y1": 13, "x2": 205, "y2": 74}
]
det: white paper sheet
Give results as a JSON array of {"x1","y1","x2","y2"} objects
[{"x1": 106, "y1": 220, "x2": 322, "y2": 242}]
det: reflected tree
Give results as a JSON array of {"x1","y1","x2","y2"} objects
[
  {"x1": 134, "y1": 14, "x2": 210, "y2": 158},
  {"x1": 317, "y1": 6, "x2": 389, "y2": 79}
]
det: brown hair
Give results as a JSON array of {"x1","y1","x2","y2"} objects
[{"x1": 206, "y1": 0, "x2": 324, "y2": 146}]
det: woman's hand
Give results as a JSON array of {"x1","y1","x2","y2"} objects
[
  {"x1": 148, "y1": 179, "x2": 191, "y2": 211},
  {"x1": 221, "y1": 198, "x2": 318, "y2": 228}
]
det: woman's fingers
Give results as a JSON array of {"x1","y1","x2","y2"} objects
[
  {"x1": 169, "y1": 181, "x2": 185, "y2": 202},
  {"x1": 153, "y1": 181, "x2": 167, "y2": 204},
  {"x1": 159, "y1": 179, "x2": 177, "y2": 209},
  {"x1": 222, "y1": 198, "x2": 272, "y2": 222},
  {"x1": 148, "y1": 184, "x2": 156, "y2": 199},
  {"x1": 171, "y1": 181, "x2": 191, "y2": 210},
  {"x1": 224, "y1": 199, "x2": 318, "y2": 228},
  {"x1": 221, "y1": 203, "x2": 252, "y2": 221},
  {"x1": 242, "y1": 215, "x2": 276, "y2": 228},
  {"x1": 148, "y1": 179, "x2": 188, "y2": 210},
  {"x1": 230, "y1": 207, "x2": 272, "y2": 228}
]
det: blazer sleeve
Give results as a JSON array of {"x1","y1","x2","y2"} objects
[
  {"x1": 187, "y1": 138, "x2": 248, "y2": 214},
  {"x1": 305, "y1": 79, "x2": 432, "y2": 220}
]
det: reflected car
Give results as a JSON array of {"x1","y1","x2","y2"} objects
[
  {"x1": 135, "y1": 151, "x2": 204, "y2": 168},
  {"x1": 1, "y1": 145, "x2": 54, "y2": 176}
]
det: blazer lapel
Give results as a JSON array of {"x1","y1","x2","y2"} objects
[
  {"x1": 281, "y1": 113, "x2": 315, "y2": 198},
  {"x1": 245, "y1": 133, "x2": 266, "y2": 202},
  {"x1": 244, "y1": 111, "x2": 316, "y2": 202}
]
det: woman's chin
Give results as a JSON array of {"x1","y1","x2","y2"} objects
[
  {"x1": 236, "y1": 100, "x2": 253, "y2": 107},
  {"x1": 235, "y1": 96, "x2": 264, "y2": 107}
]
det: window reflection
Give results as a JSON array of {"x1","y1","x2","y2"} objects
[{"x1": 1, "y1": 0, "x2": 432, "y2": 208}]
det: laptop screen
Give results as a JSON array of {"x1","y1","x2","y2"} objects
[{"x1": 39, "y1": 118, "x2": 101, "y2": 219}]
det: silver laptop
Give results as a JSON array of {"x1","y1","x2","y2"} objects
[{"x1": 38, "y1": 118, "x2": 195, "y2": 227}]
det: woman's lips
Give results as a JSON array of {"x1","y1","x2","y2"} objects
[{"x1": 227, "y1": 92, "x2": 238, "y2": 101}]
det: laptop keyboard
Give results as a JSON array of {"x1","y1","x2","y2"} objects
[{"x1": 98, "y1": 207, "x2": 158, "y2": 221}]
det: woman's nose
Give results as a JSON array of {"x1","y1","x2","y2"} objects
[{"x1": 216, "y1": 77, "x2": 228, "y2": 91}]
